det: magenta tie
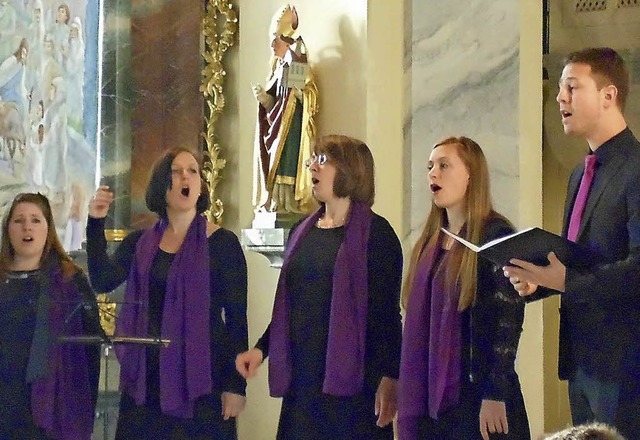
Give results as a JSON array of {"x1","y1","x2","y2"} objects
[{"x1": 567, "y1": 154, "x2": 597, "y2": 242}]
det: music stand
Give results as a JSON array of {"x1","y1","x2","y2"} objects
[
  {"x1": 57, "y1": 334, "x2": 170, "y2": 440},
  {"x1": 58, "y1": 335, "x2": 170, "y2": 347}
]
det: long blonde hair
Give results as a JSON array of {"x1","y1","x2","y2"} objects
[{"x1": 402, "y1": 136, "x2": 505, "y2": 311}]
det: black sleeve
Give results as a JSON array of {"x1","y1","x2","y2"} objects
[
  {"x1": 73, "y1": 271, "x2": 107, "y2": 338},
  {"x1": 255, "y1": 324, "x2": 270, "y2": 357},
  {"x1": 211, "y1": 229, "x2": 249, "y2": 395},
  {"x1": 478, "y1": 219, "x2": 526, "y2": 401},
  {"x1": 365, "y1": 215, "x2": 403, "y2": 386},
  {"x1": 522, "y1": 285, "x2": 558, "y2": 303},
  {"x1": 85, "y1": 216, "x2": 141, "y2": 292}
]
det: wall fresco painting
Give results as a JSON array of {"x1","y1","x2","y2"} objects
[{"x1": 0, "y1": 0, "x2": 99, "y2": 251}]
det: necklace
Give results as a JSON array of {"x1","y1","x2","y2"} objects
[
  {"x1": 316, "y1": 214, "x2": 346, "y2": 229},
  {"x1": 4, "y1": 269, "x2": 39, "y2": 283}
]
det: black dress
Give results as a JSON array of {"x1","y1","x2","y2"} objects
[
  {"x1": 0, "y1": 269, "x2": 101, "y2": 439},
  {"x1": 415, "y1": 217, "x2": 531, "y2": 439},
  {"x1": 86, "y1": 217, "x2": 248, "y2": 440},
  {"x1": 256, "y1": 214, "x2": 403, "y2": 440}
]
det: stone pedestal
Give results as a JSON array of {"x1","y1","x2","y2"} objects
[{"x1": 241, "y1": 211, "x2": 304, "y2": 268}]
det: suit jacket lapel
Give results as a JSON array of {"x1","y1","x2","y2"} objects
[{"x1": 562, "y1": 167, "x2": 583, "y2": 237}]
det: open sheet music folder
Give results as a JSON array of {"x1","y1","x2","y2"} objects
[
  {"x1": 441, "y1": 227, "x2": 597, "y2": 268},
  {"x1": 58, "y1": 335, "x2": 170, "y2": 347}
]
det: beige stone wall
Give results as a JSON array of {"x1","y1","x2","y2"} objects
[{"x1": 227, "y1": 1, "x2": 545, "y2": 438}]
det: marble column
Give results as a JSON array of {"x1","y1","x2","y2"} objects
[
  {"x1": 408, "y1": 0, "x2": 544, "y2": 435},
  {"x1": 100, "y1": 0, "x2": 132, "y2": 231}
]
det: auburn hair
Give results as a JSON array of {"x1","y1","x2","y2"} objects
[{"x1": 402, "y1": 136, "x2": 509, "y2": 311}]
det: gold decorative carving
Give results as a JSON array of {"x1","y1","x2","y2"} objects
[
  {"x1": 97, "y1": 229, "x2": 127, "y2": 329},
  {"x1": 97, "y1": 293, "x2": 117, "y2": 336},
  {"x1": 104, "y1": 228, "x2": 128, "y2": 242},
  {"x1": 201, "y1": 0, "x2": 238, "y2": 223}
]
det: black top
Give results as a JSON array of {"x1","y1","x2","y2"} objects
[
  {"x1": 468, "y1": 216, "x2": 527, "y2": 401},
  {"x1": 86, "y1": 216, "x2": 248, "y2": 396},
  {"x1": 0, "y1": 269, "x2": 101, "y2": 438},
  {"x1": 255, "y1": 213, "x2": 402, "y2": 440},
  {"x1": 256, "y1": 213, "x2": 403, "y2": 393}
]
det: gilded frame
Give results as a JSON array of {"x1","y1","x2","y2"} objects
[{"x1": 201, "y1": 0, "x2": 238, "y2": 223}]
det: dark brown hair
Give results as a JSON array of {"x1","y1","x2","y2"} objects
[
  {"x1": 313, "y1": 135, "x2": 375, "y2": 207},
  {"x1": 145, "y1": 147, "x2": 210, "y2": 218},
  {"x1": 0, "y1": 193, "x2": 79, "y2": 280},
  {"x1": 565, "y1": 47, "x2": 629, "y2": 111}
]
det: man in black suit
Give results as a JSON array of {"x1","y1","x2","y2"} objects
[{"x1": 503, "y1": 47, "x2": 640, "y2": 438}]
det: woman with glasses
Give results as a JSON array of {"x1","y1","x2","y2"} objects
[
  {"x1": 397, "y1": 137, "x2": 529, "y2": 439},
  {"x1": 237, "y1": 135, "x2": 403, "y2": 440},
  {"x1": 0, "y1": 192, "x2": 102, "y2": 439},
  {"x1": 86, "y1": 148, "x2": 248, "y2": 439}
]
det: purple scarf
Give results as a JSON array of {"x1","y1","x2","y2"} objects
[
  {"x1": 116, "y1": 215, "x2": 212, "y2": 418},
  {"x1": 398, "y1": 237, "x2": 462, "y2": 437},
  {"x1": 30, "y1": 268, "x2": 94, "y2": 440},
  {"x1": 269, "y1": 201, "x2": 372, "y2": 397}
]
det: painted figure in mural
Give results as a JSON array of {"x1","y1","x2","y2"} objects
[
  {"x1": 253, "y1": 4, "x2": 319, "y2": 214},
  {"x1": 42, "y1": 75, "x2": 68, "y2": 201},
  {"x1": 63, "y1": 181, "x2": 84, "y2": 251},
  {"x1": 0, "y1": 38, "x2": 28, "y2": 164},
  {"x1": 51, "y1": 3, "x2": 70, "y2": 65},
  {"x1": 64, "y1": 16, "x2": 83, "y2": 128},
  {"x1": 26, "y1": 0, "x2": 46, "y2": 95},
  {"x1": 40, "y1": 33, "x2": 62, "y2": 103},
  {"x1": 27, "y1": 99, "x2": 45, "y2": 189},
  {"x1": 0, "y1": 97, "x2": 25, "y2": 163},
  {"x1": 0, "y1": 38, "x2": 29, "y2": 116}
]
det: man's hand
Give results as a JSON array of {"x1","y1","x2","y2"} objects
[{"x1": 503, "y1": 251, "x2": 566, "y2": 294}]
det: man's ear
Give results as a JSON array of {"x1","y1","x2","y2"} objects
[{"x1": 602, "y1": 84, "x2": 618, "y2": 108}]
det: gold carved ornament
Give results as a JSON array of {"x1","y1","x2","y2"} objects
[
  {"x1": 201, "y1": 0, "x2": 238, "y2": 223},
  {"x1": 97, "y1": 230, "x2": 127, "y2": 336},
  {"x1": 97, "y1": 293, "x2": 117, "y2": 336}
]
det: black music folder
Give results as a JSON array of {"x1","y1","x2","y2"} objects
[{"x1": 441, "y1": 227, "x2": 597, "y2": 268}]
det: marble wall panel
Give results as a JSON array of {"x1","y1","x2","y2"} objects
[{"x1": 409, "y1": 0, "x2": 521, "y2": 240}]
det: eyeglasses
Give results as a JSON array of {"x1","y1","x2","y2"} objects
[{"x1": 305, "y1": 153, "x2": 328, "y2": 169}]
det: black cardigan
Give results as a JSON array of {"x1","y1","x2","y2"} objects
[{"x1": 466, "y1": 215, "x2": 526, "y2": 401}]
